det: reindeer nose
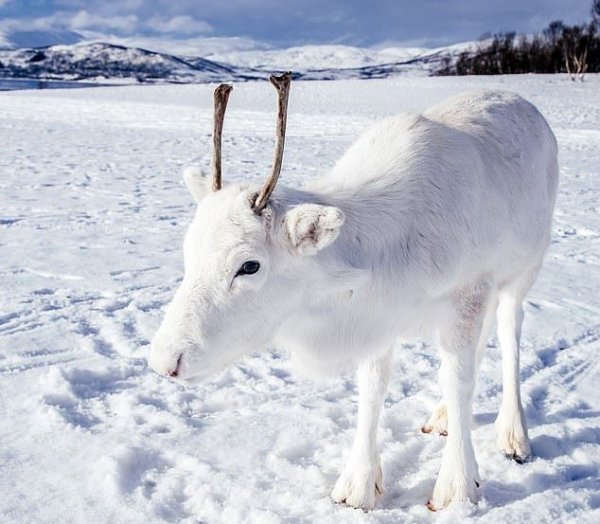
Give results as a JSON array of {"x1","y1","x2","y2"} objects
[{"x1": 168, "y1": 354, "x2": 183, "y2": 378}]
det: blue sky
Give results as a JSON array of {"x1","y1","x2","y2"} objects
[{"x1": 0, "y1": 0, "x2": 592, "y2": 52}]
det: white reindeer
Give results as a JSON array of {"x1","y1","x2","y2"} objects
[{"x1": 149, "y1": 73, "x2": 558, "y2": 511}]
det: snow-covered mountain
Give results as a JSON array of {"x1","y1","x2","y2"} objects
[
  {"x1": 0, "y1": 40, "x2": 475, "y2": 84},
  {"x1": 0, "y1": 42, "x2": 259, "y2": 83},
  {"x1": 206, "y1": 44, "x2": 429, "y2": 70},
  {"x1": 207, "y1": 43, "x2": 474, "y2": 79}
]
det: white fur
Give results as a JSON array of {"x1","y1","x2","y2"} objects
[
  {"x1": 285, "y1": 203, "x2": 345, "y2": 256},
  {"x1": 149, "y1": 90, "x2": 558, "y2": 510},
  {"x1": 182, "y1": 165, "x2": 211, "y2": 202}
]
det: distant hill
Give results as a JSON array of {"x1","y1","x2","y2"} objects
[
  {"x1": 0, "y1": 42, "x2": 260, "y2": 83},
  {"x1": 0, "y1": 40, "x2": 475, "y2": 84},
  {"x1": 206, "y1": 44, "x2": 429, "y2": 70}
]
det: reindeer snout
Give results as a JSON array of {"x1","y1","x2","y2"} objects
[
  {"x1": 167, "y1": 354, "x2": 183, "y2": 378},
  {"x1": 148, "y1": 333, "x2": 186, "y2": 379},
  {"x1": 148, "y1": 349, "x2": 185, "y2": 380}
]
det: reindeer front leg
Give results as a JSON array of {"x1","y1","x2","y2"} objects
[
  {"x1": 331, "y1": 349, "x2": 392, "y2": 510},
  {"x1": 428, "y1": 281, "x2": 491, "y2": 510}
]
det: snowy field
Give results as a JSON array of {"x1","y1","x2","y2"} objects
[{"x1": 0, "y1": 75, "x2": 599, "y2": 524}]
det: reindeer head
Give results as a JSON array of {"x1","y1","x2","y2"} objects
[{"x1": 149, "y1": 73, "x2": 347, "y2": 383}]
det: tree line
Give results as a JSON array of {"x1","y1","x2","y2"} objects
[{"x1": 436, "y1": 0, "x2": 600, "y2": 80}]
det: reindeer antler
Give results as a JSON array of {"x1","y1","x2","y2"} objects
[
  {"x1": 211, "y1": 83, "x2": 233, "y2": 192},
  {"x1": 252, "y1": 72, "x2": 292, "y2": 213}
]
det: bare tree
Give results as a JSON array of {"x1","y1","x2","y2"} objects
[
  {"x1": 562, "y1": 25, "x2": 590, "y2": 81},
  {"x1": 435, "y1": 1, "x2": 600, "y2": 77}
]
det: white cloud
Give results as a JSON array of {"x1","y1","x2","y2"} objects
[
  {"x1": 0, "y1": 10, "x2": 146, "y2": 49},
  {"x1": 0, "y1": 10, "x2": 213, "y2": 44},
  {"x1": 146, "y1": 15, "x2": 212, "y2": 35},
  {"x1": 0, "y1": 10, "x2": 137, "y2": 34},
  {"x1": 69, "y1": 10, "x2": 138, "y2": 32}
]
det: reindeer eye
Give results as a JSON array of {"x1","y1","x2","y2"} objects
[{"x1": 235, "y1": 260, "x2": 260, "y2": 277}]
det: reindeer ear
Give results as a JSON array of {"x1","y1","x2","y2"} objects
[
  {"x1": 284, "y1": 204, "x2": 345, "y2": 256},
  {"x1": 183, "y1": 166, "x2": 211, "y2": 203}
]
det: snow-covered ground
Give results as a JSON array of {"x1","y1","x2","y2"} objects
[{"x1": 0, "y1": 75, "x2": 598, "y2": 524}]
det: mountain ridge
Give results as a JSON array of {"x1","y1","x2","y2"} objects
[{"x1": 0, "y1": 40, "x2": 473, "y2": 84}]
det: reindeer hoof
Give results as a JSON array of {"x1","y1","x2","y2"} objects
[
  {"x1": 331, "y1": 460, "x2": 383, "y2": 511},
  {"x1": 427, "y1": 480, "x2": 479, "y2": 512},
  {"x1": 422, "y1": 405, "x2": 448, "y2": 436},
  {"x1": 421, "y1": 426, "x2": 448, "y2": 436},
  {"x1": 505, "y1": 452, "x2": 531, "y2": 464}
]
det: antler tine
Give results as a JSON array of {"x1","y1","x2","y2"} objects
[
  {"x1": 253, "y1": 71, "x2": 292, "y2": 213},
  {"x1": 211, "y1": 83, "x2": 233, "y2": 192}
]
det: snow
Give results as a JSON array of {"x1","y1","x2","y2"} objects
[{"x1": 1, "y1": 75, "x2": 599, "y2": 523}]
